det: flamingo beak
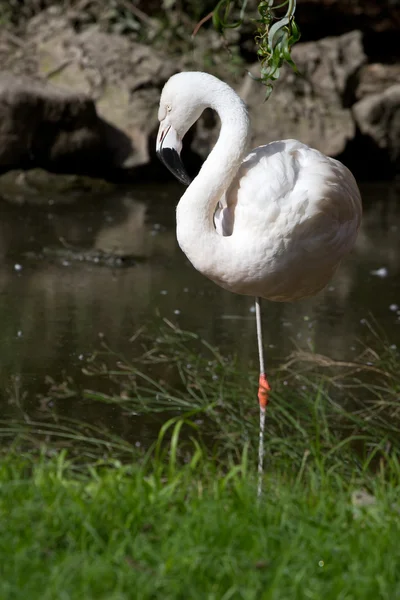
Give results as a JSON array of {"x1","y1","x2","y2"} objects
[{"x1": 156, "y1": 123, "x2": 191, "y2": 186}]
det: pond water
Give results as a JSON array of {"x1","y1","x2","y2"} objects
[{"x1": 0, "y1": 179, "x2": 400, "y2": 432}]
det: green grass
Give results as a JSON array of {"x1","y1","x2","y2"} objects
[
  {"x1": 80, "y1": 322, "x2": 400, "y2": 471},
  {"x1": 0, "y1": 449, "x2": 400, "y2": 600},
  {"x1": 1, "y1": 322, "x2": 400, "y2": 598}
]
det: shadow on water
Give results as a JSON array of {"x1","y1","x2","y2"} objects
[{"x1": 0, "y1": 177, "x2": 400, "y2": 444}]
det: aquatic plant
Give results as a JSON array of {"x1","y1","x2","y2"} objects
[
  {"x1": 3, "y1": 319, "x2": 400, "y2": 477},
  {"x1": 11, "y1": 320, "x2": 392, "y2": 476}
]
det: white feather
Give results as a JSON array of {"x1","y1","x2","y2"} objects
[{"x1": 158, "y1": 72, "x2": 362, "y2": 302}]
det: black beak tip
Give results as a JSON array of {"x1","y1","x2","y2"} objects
[{"x1": 157, "y1": 148, "x2": 192, "y2": 187}]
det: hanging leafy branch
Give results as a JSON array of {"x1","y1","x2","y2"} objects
[{"x1": 211, "y1": 0, "x2": 301, "y2": 98}]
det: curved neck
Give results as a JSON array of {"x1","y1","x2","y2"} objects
[{"x1": 176, "y1": 79, "x2": 250, "y2": 261}]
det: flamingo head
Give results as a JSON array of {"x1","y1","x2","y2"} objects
[{"x1": 156, "y1": 73, "x2": 207, "y2": 186}]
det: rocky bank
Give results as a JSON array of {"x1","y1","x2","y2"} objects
[{"x1": 0, "y1": 5, "x2": 399, "y2": 183}]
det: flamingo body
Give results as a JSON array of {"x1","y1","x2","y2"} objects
[
  {"x1": 211, "y1": 139, "x2": 361, "y2": 301},
  {"x1": 156, "y1": 72, "x2": 362, "y2": 303}
]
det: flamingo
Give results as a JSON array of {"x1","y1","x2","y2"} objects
[{"x1": 156, "y1": 71, "x2": 362, "y2": 489}]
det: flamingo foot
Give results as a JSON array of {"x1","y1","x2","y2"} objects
[{"x1": 258, "y1": 373, "x2": 271, "y2": 410}]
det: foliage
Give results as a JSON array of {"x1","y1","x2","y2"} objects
[
  {"x1": 0, "y1": 0, "x2": 55, "y2": 25},
  {"x1": 0, "y1": 0, "x2": 145, "y2": 34},
  {"x1": 212, "y1": 0, "x2": 301, "y2": 97}
]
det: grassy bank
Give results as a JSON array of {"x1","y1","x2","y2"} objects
[
  {"x1": 1, "y1": 323, "x2": 400, "y2": 598},
  {"x1": 80, "y1": 323, "x2": 400, "y2": 471},
  {"x1": 1, "y1": 449, "x2": 400, "y2": 600}
]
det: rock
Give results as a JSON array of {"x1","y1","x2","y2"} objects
[
  {"x1": 356, "y1": 63, "x2": 400, "y2": 100},
  {"x1": 35, "y1": 26, "x2": 177, "y2": 169},
  {"x1": 1, "y1": 11, "x2": 179, "y2": 179},
  {"x1": 1, "y1": 8, "x2": 399, "y2": 181},
  {"x1": 353, "y1": 85, "x2": 400, "y2": 172},
  {"x1": 0, "y1": 72, "x2": 134, "y2": 177},
  {"x1": 0, "y1": 168, "x2": 115, "y2": 205},
  {"x1": 239, "y1": 31, "x2": 366, "y2": 157}
]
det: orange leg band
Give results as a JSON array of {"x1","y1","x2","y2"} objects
[{"x1": 258, "y1": 373, "x2": 271, "y2": 410}]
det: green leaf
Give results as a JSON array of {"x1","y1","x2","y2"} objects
[{"x1": 212, "y1": 0, "x2": 301, "y2": 99}]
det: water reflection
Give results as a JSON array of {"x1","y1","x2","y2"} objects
[{"x1": 0, "y1": 180, "x2": 399, "y2": 421}]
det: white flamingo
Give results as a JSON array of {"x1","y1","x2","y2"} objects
[{"x1": 156, "y1": 72, "x2": 362, "y2": 489}]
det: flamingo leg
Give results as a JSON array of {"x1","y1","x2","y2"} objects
[
  {"x1": 255, "y1": 297, "x2": 271, "y2": 409},
  {"x1": 255, "y1": 297, "x2": 271, "y2": 498}
]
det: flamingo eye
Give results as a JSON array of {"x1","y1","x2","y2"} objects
[{"x1": 166, "y1": 104, "x2": 172, "y2": 113}]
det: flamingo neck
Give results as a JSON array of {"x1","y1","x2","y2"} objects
[{"x1": 176, "y1": 80, "x2": 250, "y2": 271}]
